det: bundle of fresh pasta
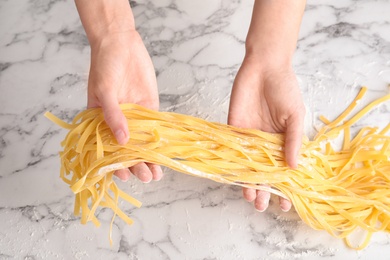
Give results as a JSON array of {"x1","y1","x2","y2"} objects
[{"x1": 45, "y1": 87, "x2": 390, "y2": 249}]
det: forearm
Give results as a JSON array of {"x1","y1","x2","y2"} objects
[
  {"x1": 74, "y1": 0, "x2": 135, "y2": 47},
  {"x1": 245, "y1": 0, "x2": 306, "y2": 68}
]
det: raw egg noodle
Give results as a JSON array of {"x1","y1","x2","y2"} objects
[{"x1": 45, "y1": 87, "x2": 390, "y2": 249}]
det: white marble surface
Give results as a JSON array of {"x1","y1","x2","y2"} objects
[{"x1": 1, "y1": 0, "x2": 390, "y2": 259}]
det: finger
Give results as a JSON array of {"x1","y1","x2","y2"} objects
[
  {"x1": 254, "y1": 189, "x2": 271, "y2": 212},
  {"x1": 243, "y1": 187, "x2": 256, "y2": 202},
  {"x1": 130, "y1": 163, "x2": 153, "y2": 183},
  {"x1": 284, "y1": 110, "x2": 305, "y2": 168},
  {"x1": 146, "y1": 163, "x2": 163, "y2": 181},
  {"x1": 279, "y1": 196, "x2": 292, "y2": 212},
  {"x1": 100, "y1": 93, "x2": 130, "y2": 145},
  {"x1": 114, "y1": 168, "x2": 131, "y2": 182}
]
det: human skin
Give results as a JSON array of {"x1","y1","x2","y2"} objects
[
  {"x1": 74, "y1": 0, "x2": 306, "y2": 211},
  {"x1": 75, "y1": 0, "x2": 162, "y2": 182},
  {"x1": 228, "y1": 0, "x2": 306, "y2": 212}
]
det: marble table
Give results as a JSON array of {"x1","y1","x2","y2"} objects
[{"x1": 1, "y1": 0, "x2": 390, "y2": 259}]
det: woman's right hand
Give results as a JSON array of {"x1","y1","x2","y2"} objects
[
  {"x1": 87, "y1": 29, "x2": 162, "y2": 183},
  {"x1": 75, "y1": 0, "x2": 162, "y2": 182}
]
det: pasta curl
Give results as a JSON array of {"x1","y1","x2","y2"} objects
[{"x1": 45, "y1": 87, "x2": 390, "y2": 249}]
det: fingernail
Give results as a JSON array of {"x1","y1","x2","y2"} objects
[
  {"x1": 256, "y1": 202, "x2": 269, "y2": 212},
  {"x1": 280, "y1": 203, "x2": 291, "y2": 212},
  {"x1": 140, "y1": 172, "x2": 152, "y2": 183},
  {"x1": 153, "y1": 168, "x2": 163, "y2": 181},
  {"x1": 115, "y1": 130, "x2": 127, "y2": 145},
  {"x1": 120, "y1": 175, "x2": 130, "y2": 182},
  {"x1": 291, "y1": 160, "x2": 298, "y2": 169}
]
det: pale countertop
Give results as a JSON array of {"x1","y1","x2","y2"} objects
[{"x1": 1, "y1": 0, "x2": 390, "y2": 259}]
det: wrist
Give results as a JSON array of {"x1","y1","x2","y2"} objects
[
  {"x1": 89, "y1": 27, "x2": 139, "y2": 52},
  {"x1": 243, "y1": 0, "x2": 305, "y2": 74},
  {"x1": 243, "y1": 49, "x2": 293, "y2": 75},
  {"x1": 88, "y1": 16, "x2": 136, "y2": 48},
  {"x1": 75, "y1": 0, "x2": 136, "y2": 47}
]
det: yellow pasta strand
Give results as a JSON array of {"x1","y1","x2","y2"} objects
[{"x1": 44, "y1": 86, "x2": 390, "y2": 249}]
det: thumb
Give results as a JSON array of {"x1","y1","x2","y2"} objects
[
  {"x1": 101, "y1": 95, "x2": 130, "y2": 145},
  {"x1": 284, "y1": 112, "x2": 305, "y2": 169}
]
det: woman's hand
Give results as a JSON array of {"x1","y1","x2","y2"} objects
[
  {"x1": 228, "y1": 56, "x2": 305, "y2": 212},
  {"x1": 76, "y1": 0, "x2": 162, "y2": 183},
  {"x1": 230, "y1": 0, "x2": 306, "y2": 212},
  {"x1": 87, "y1": 30, "x2": 162, "y2": 183}
]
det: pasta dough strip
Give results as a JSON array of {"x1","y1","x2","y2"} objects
[{"x1": 45, "y1": 86, "x2": 390, "y2": 249}]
